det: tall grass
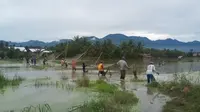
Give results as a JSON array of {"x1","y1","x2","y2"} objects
[
  {"x1": 72, "y1": 79, "x2": 139, "y2": 112},
  {"x1": 76, "y1": 90, "x2": 139, "y2": 112},
  {"x1": 149, "y1": 73, "x2": 200, "y2": 112},
  {"x1": 21, "y1": 104, "x2": 52, "y2": 112},
  {"x1": 0, "y1": 71, "x2": 24, "y2": 89}
]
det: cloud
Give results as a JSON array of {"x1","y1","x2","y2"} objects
[{"x1": 0, "y1": 0, "x2": 200, "y2": 42}]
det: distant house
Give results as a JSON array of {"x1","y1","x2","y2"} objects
[
  {"x1": 178, "y1": 56, "x2": 183, "y2": 59},
  {"x1": 192, "y1": 52, "x2": 200, "y2": 57},
  {"x1": 193, "y1": 53, "x2": 197, "y2": 57}
]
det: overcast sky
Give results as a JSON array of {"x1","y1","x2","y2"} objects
[{"x1": 0, "y1": 0, "x2": 200, "y2": 42}]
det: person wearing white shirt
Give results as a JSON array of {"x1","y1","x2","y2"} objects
[{"x1": 146, "y1": 62, "x2": 159, "y2": 83}]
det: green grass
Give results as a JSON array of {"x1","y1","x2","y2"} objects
[
  {"x1": 79, "y1": 99, "x2": 130, "y2": 112},
  {"x1": 148, "y1": 74, "x2": 200, "y2": 112},
  {"x1": 20, "y1": 104, "x2": 52, "y2": 112},
  {"x1": 73, "y1": 78, "x2": 139, "y2": 112},
  {"x1": 112, "y1": 91, "x2": 138, "y2": 105},
  {"x1": 76, "y1": 78, "x2": 118, "y2": 94},
  {"x1": 146, "y1": 81, "x2": 161, "y2": 88},
  {"x1": 0, "y1": 59, "x2": 23, "y2": 64},
  {"x1": 161, "y1": 82, "x2": 200, "y2": 112},
  {"x1": 31, "y1": 65, "x2": 50, "y2": 70},
  {"x1": 0, "y1": 72, "x2": 24, "y2": 89},
  {"x1": 75, "y1": 90, "x2": 139, "y2": 112},
  {"x1": 94, "y1": 82, "x2": 118, "y2": 93},
  {"x1": 31, "y1": 65, "x2": 52, "y2": 70}
]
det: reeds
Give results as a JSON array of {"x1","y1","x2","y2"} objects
[
  {"x1": 0, "y1": 71, "x2": 24, "y2": 89},
  {"x1": 21, "y1": 104, "x2": 52, "y2": 112}
]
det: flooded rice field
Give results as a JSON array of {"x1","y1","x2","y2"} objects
[{"x1": 0, "y1": 59, "x2": 200, "y2": 112}]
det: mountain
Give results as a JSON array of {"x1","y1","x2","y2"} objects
[
  {"x1": 102, "y1": 34, "x2": 129, "y2": 45},
  {"x1": 101, "y1": 34, "x2": 200, "y2": 52},
  {"x1": 154, "y1": 38, "x2": 183, "y2": 45},
  {"x1": 2, "y1": 34, "x2": 200, "y2": 52},
  {"x1": 6, "y1": 39, "x2": 71, "y2": 47}
]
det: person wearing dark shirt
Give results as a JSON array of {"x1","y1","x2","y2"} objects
[{"x1": 82, "y1": 62, "x2": 87, "y2": 73}]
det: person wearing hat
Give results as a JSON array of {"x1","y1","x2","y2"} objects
[
  {"x1": 117, "y1": 57, "x2": 130, "y2": 80},
  {"x1": 146, "y1": 62, "x2": 159, "y2": 84}
]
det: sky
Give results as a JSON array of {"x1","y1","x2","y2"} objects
[{"x1": 0, "y1": 0, "x2": 200, "y2": 42}]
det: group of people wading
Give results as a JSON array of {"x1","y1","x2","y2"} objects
[{"x1": 61, "y1": 56, "x2": 159, "y2": 84}]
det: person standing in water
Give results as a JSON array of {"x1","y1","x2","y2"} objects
[
  {"x1": 64, "y1": 60, "x2": 68, "y2": 68},
  {"x1": 72, "y1": 60, "x2": 77, "y2": 71},
  {"x1": 61, "y1": 58, "x2": 65, "y2": 66},
  {"x1": 43, "y1": 57, "x2": 47, "y2": 65},
  {"x1": 146, "y1": 62, "x2": 159, "y2": 84},
  {"x1": 33, "y1": 55, "x2": 36, "y2": 66},
  {"x1": 82, "y1": 62, "x2": 87, "y2": 73},
  {"x1": 26, "y1": 57, "x2": 30, "y2": 66},
  {"x1": 133, "y1": 64, "x2": 138, "y2": 80},
  {"x1": 97, "y1": 61, "x2": 105, "y2": 77},
  {"x1": 117, "y1": 57, "x2": 130, "y2": 80}
]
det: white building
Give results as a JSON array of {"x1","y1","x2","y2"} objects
[{"x1": 9, "y1": 47, "x2": 52, "y2": 53}]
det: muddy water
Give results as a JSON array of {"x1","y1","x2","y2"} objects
[{"x1": 0, "y1": 61, "x2": 198, "y2": 112}]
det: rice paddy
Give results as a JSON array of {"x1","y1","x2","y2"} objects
[{"x1": 1, "y1": 59, "x2": 200, "y2": 112}]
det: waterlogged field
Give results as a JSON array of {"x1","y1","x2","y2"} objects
[{"x1": 0, "y1": 59, "x2": 200, "y2": 112}]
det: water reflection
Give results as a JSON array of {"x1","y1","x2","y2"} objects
[
  {"x1": 120, "y1": 80, "x2": 126, "y2": 91},
  {"x1": 147, "y1": 88, "x2": 153, "y2": 95},
  {"x1": 72, "y1": 71, "x2": 76, "y2": 81}
]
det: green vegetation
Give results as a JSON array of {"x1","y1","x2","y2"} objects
[
  {"x1": 147, "y1": 74, "x2": 200, "y2": 112},
  {"x1": 144, "y1": 48, "x2": 185, "y2": 58},
  {"x1": 94, "y1": 81, "x2": 118, "y2": 93},
  {"x1": 76, "y1": 77, "x2": 118, "y2": 93},
  {"x1": 20, "y1": 104, "x2": 52, "y2": 112},
  {"x1": 73, "y1": 78, "x2": 139, "y2": 112},
  {"x1": 0, "y1": 41, "x2": 24, "y2": 59},
  {"x1": 31, "y1": 65, "x2": 51, "y2": 70},
  {"x1": 112, "y1": 91, "x2": 138, "y2": 105},
  {"x1": 32, "y1": 65, "x2": 46, "y2": 70},
  {"x1": 76, "y1": 90, "x2": 138, "y2": 112},
  {"x1": 50, "y1": 36, "x2": 185, "y2": 59},
  {"x1": 0, "y1": 59, "x2": 23, "y2": 64},
  {"x1": 0, "y1": 72, "x2": 24, "y2": 89}
]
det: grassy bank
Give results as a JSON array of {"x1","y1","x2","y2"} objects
[
  {"x1": 73, "y1": 77, "x2": 139, "y2": 112},
  {"x1": 147, "y1": 74, "x2": 200, "y2": 112}
]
